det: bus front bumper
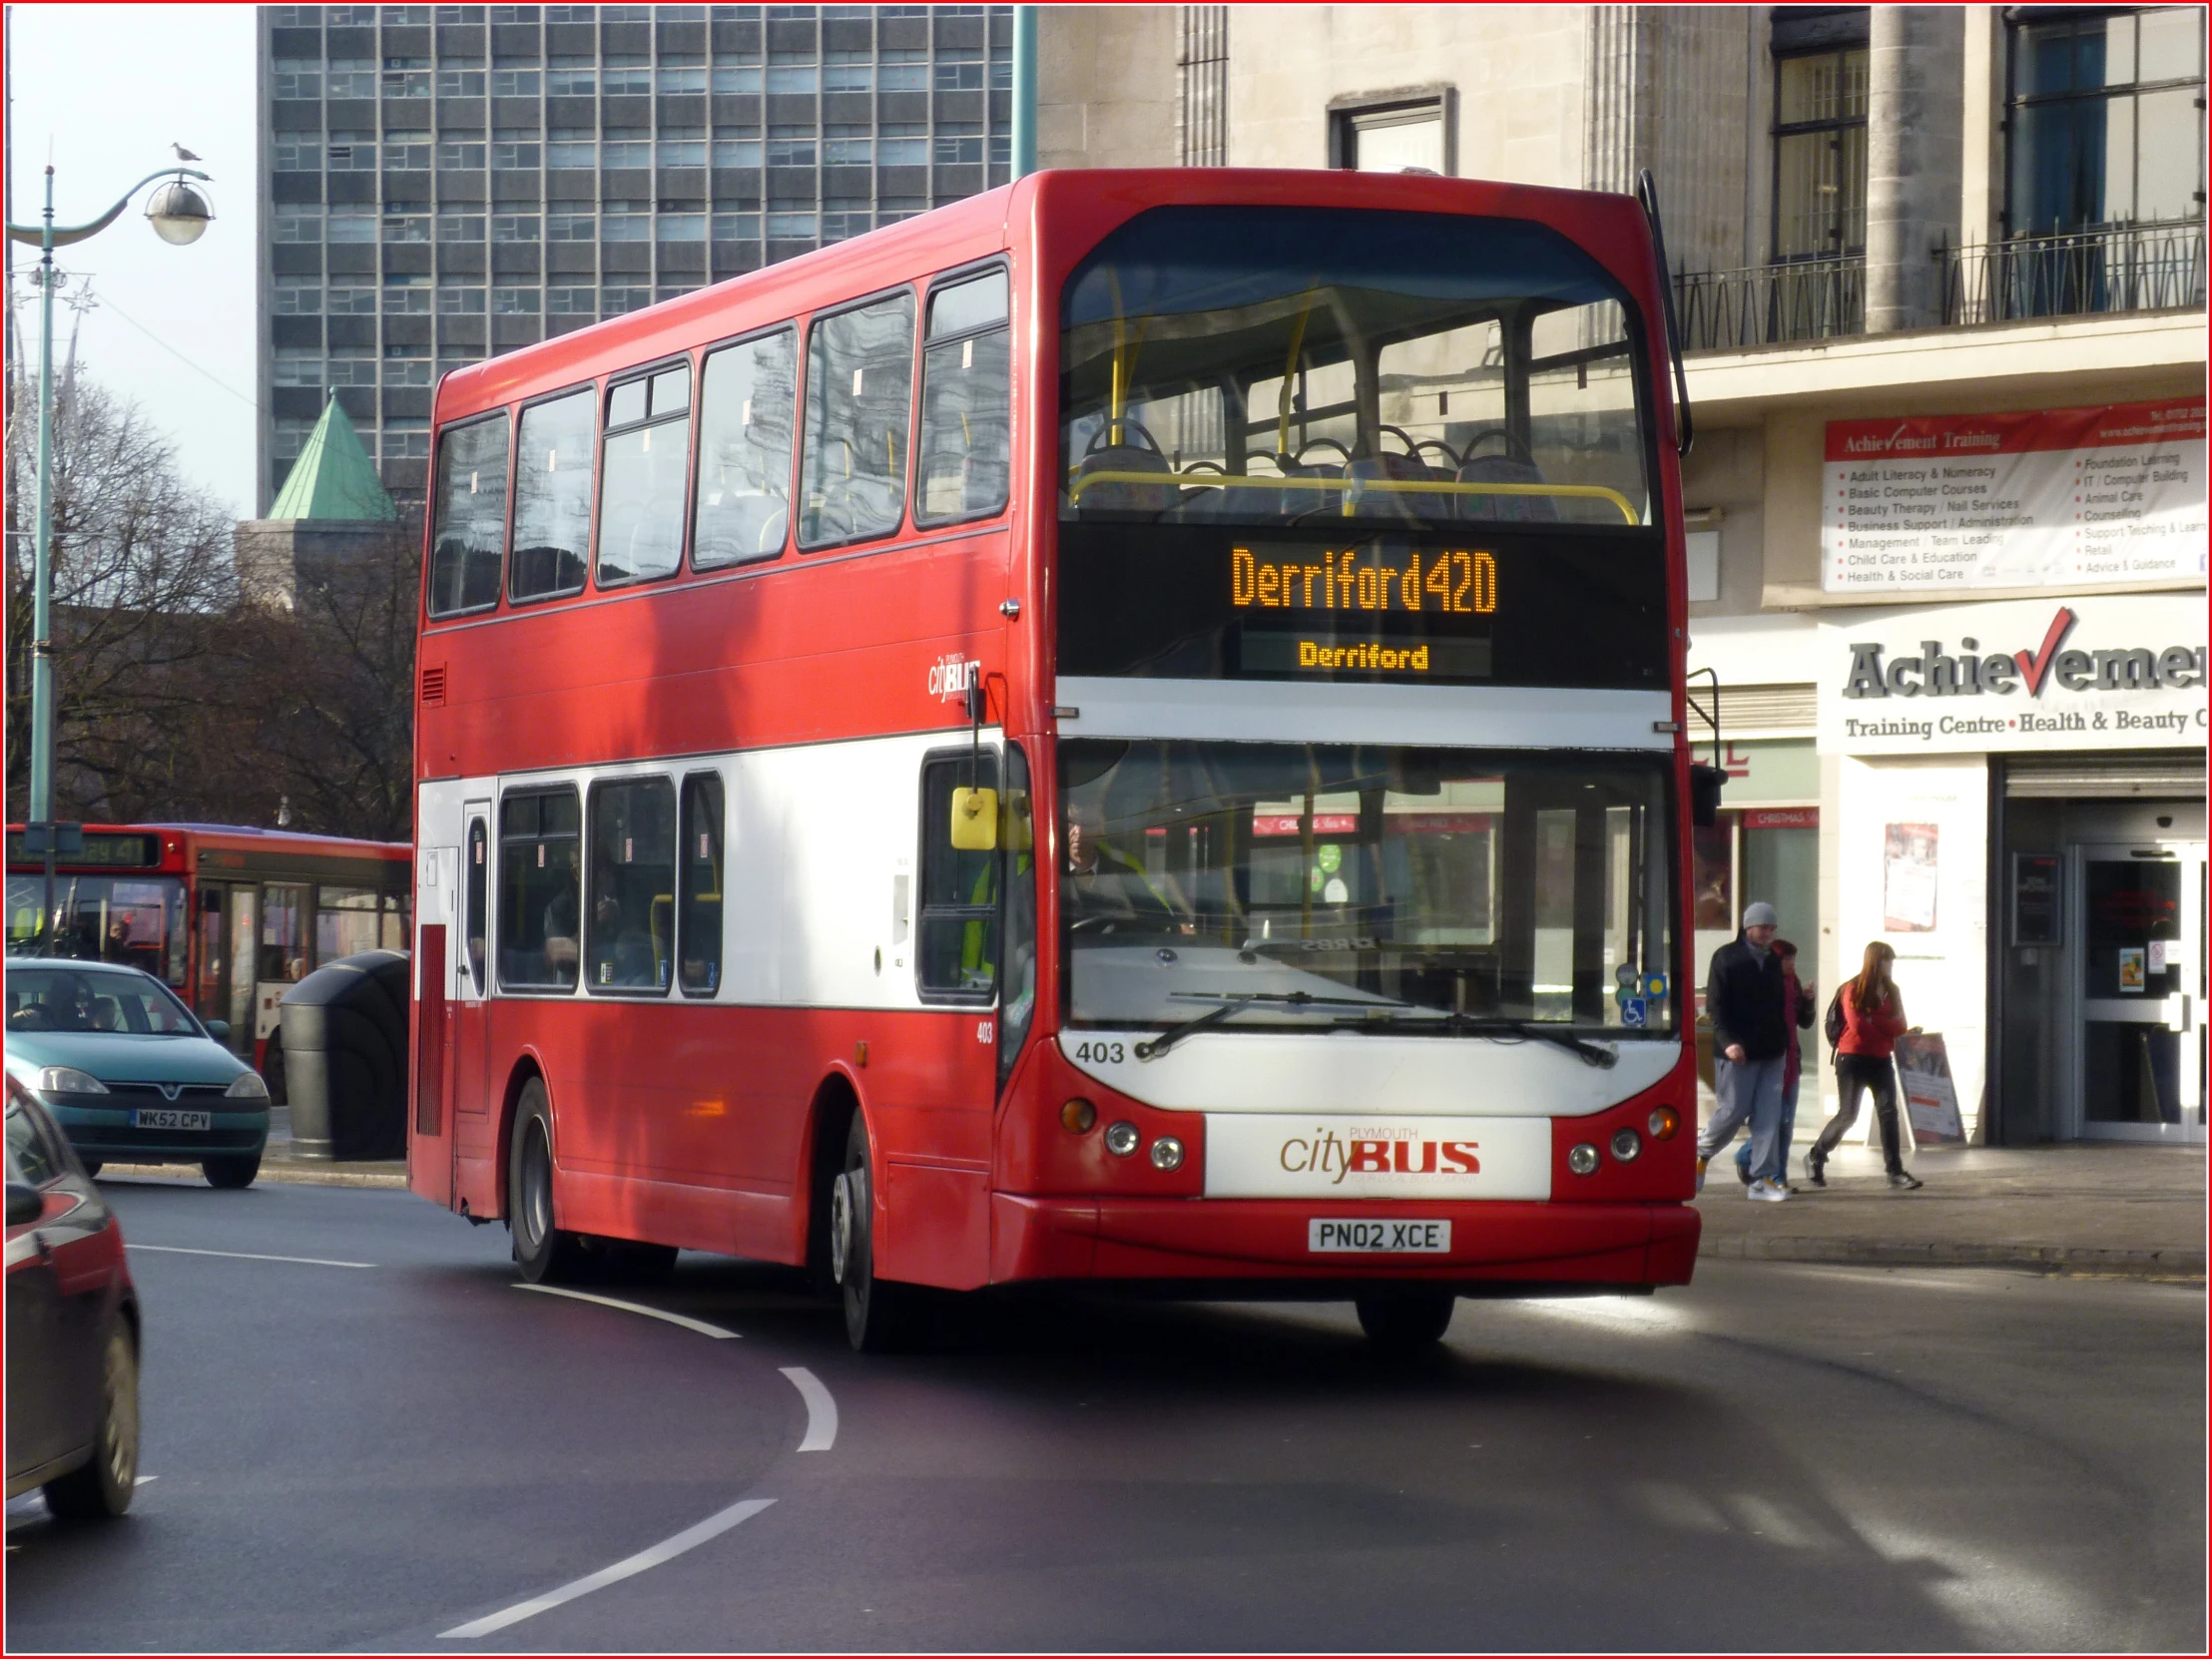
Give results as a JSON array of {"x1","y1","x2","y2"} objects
[{"x1": 989, "y1": 1195, "x2": 1700, "y2": 1289}]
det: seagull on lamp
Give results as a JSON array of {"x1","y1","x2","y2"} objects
[{"x1": 171, "y1": 143, "x2": 202, "y2": 163}]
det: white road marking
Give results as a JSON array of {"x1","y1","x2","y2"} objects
[
  {"x1": 780, "y1": 1367, "x2": 837, "y2": 1451},
  {"x1": 132, "y1": 1244, "x2": 374, "y2": 1270},
  {"x1": 438, "y1": 1497, "x2": 776, "y2": 1639},
  {"x1": 514, "y1": 1283, "x2": 740, "y2": 1339},
  {"x1": 134, "y1": 1475, "x2": 158, "y2": 1486}
]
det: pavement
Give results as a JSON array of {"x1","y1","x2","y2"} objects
[{"x1": 94, "y1": 1112, "x2": 2210, "y2": 1278}]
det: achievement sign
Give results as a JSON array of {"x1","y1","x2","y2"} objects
[{"x1": 1823, "y1": 399, "x2": 2206, "y2": 594}]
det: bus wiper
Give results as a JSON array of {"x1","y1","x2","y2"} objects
[
  {"x1": 1345, "y1": 1009, "x2": 1620, "y2": 1068},
  {"x1": 1133, "y1": 990, "x2": 1403, "y2": 1061}
]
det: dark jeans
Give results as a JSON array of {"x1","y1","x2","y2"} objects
[{"x1": 1814, "y1": 1053, "x2": 1904, "y2": 1175}]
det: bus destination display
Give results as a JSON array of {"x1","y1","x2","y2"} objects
[{"x1": 1232, "y1": 542, "x2": 1495, "y2": 678}]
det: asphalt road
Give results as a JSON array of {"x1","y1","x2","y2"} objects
[{"x1": 8, "y1": 1178, "x2": 2204, "y2": 1653}]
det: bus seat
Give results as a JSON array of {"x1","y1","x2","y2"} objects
[
  {"x1": 1454, "y1": 455, "x2": 1557, "y2": 523},
  {"x1": 1344, "y1": 452, "x2": 1452, "y2": 522},
  {"x1": 1072, "y1": 444, "x2": 1176, "y2": 516}
]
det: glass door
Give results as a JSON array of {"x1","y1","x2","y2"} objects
[{"x1": 2076, "y1": 842, "x2": 2205, "y2": 1141}]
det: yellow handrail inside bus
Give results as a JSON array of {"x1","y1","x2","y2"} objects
[
  {"x1": 1066, "y1": 469, "x2": 1640, "y2": 524},
  {"x1": 1277, "y1": 286, "x2": 1319, "y2": 458}
]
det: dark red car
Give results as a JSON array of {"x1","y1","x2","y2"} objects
[{"x1": 6, "y1": 1077, "x2": 140, "y2": 1519}]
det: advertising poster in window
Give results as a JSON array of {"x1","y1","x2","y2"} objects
[
  {"x1": 1822, "y1": 399, "x2": 2206, "y2": 593},
  {"x1": 1895, "y1": 1032, "x2": 1966, "y2": 1144},
  {"x1": 1883, "y1": 822, "x2": 1938, "y2": 933}
]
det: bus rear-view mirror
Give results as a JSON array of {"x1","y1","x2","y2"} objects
[
  {"x1": 950, "y1": 787, "x2": 999, "y2": 851},
  {"x1": 1689, "y1": 764, "x2": 1725, "y2": 829}
]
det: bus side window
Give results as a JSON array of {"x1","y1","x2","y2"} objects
[
  {"x1": 596, "y1": 361, "x2": 693, "y2": 586},
  {"x1": 510, "y1": 387, "x2": 595, "y2": 602},
  {"x1": 799, "y1": 288, "x2": 915, "y2": 549},
  {"x1": 678, "y1": 773, "x2": 724, "y2": 995},
  {"x1": 498, "y1": 789, "x2": 581, "y2": 990},
  {"x1": 916, "y1": 751, "x2": 999, "y2": 1003},
  {"x1": 585, "y1": 776, "x2": 677, "y2": 994},
  {"x1": 694, "y1": 328, "x2": 796, "y2": 569},
  {"x1": 427, "y1": 413, "x2": 509, "y2": 616},
  {"x1": 916, "y1": 269, "x2": 1010, "y2": 527}
]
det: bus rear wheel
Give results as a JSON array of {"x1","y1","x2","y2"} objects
[
  {"x1": 833, "y1": 1113, "x2": 920, "y2": 1353},
  {"x1": 509, "y1": 1080, "x2": 589, "y2": 1285},
  {"x1": 1355, "y1": 1287, "x2": 1457, "y2": 1350}
]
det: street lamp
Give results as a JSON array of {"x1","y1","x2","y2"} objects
[{"x1": 6, "y1": 162, "x2": 213, "y2": 949}]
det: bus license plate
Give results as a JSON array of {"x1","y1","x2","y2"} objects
[
  {"x1": 131, "y1": 1109, "x2": 211, "y2": 1132},
  {"x1": 1309, "y1": 1219, "x2": 1451, "y2": 1254}
]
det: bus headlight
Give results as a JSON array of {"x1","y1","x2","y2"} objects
[
  {"x1": 226, "y1": 1072, "x2": 272, "y2": 1102},
  {"x1": 1149, "y1": 1136, "x2": 1185, "y2": 1172},
  {"x1": 1104, "y1": 1121, "x2": 1140, "y2": 1157},
  {"x1": 1647, "y1": 1105, "x2": 1681, "y2": 1141},
  {"x1": 1609, "y1": 1128, "x2": 1642, "y2": 1162},
  {"x1": 38, "y1": 1067, "x2": 108, "y2": 1096},
  {"x1": 1567, "y1": 1142, "x2": 1600, "y2": 1176}
]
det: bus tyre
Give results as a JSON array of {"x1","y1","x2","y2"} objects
[
  {"x1": 1355, "y1": 1287, "x2": 1457, "y2": 1351},
  {"x1": 203, "y1": 1154, "x2": 260, "y2": 1190},
  {"x1": 509, "y1": 1081, "x2": 589, "y2": 1285},
  {"x1": 833, "y1": 1113, "x2": 919, "y2": 1353},
  {"x1": 80, "y1": 1160, "x2": 103, "y2": 1178},
  {"x1": 44, "y1": 1321, "x2": 140, "y2": 1521}
]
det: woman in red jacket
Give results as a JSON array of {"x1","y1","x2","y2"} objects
[{"x1": 1806, "y1": 940, "x2": 1924, "y2": 1190}]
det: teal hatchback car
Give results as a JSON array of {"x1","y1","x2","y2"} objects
[{"x1": 4, "y1": 958, "x2": 270, "y2": 1188}]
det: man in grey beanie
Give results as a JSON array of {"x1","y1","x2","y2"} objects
[{"x1": 1698, "y1": 899, "x2": 1792, "y2": 1200}]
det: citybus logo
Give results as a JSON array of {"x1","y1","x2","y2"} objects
[
  {"x1": 926, "y1": 654, "x2": 981, "y2": 701},
  {"x1": 1842, "y1": 607, "x2": 2207, "y2": 701},
  {"x1": 1278, "y1": 1125, "x2": 1482, "y2": 1184}
]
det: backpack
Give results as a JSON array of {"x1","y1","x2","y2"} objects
[{"x1": 1824, "y1": 983, "x2": 1848, "y2": 1050}]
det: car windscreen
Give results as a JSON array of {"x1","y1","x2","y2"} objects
[{"x1": 5, "y1": 964, "x2": 205, "y2": 1036}]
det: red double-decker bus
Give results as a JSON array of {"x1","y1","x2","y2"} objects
[
  {"x1": 410, "y1": 168, "x2": 1703, "y2": 1349},
  {"x1": 6, "y1": 824, "x2": 409, "y2": 1077}
]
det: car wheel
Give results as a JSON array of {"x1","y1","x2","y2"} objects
[
  {"x1": 1355, "y1": 1287, "x2": 1457, "y2": 1351},
  {"x1": 203, "y1": 1154, "x2": 260, "y2": 1190},
  {"x1": 834, "y1": 1112, "x2": 921, "y2": 1353},
  {"x1": 509, "y1": 1080, "x2": 588, "y2": 1285},
  {"x1": 43, "y1": 1321, "x2": 140, "y2": 1521}
]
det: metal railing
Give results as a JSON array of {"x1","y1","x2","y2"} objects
[
  {"x1": 1672, "y1": 220, "x2": 2206, "y2": 352},
  {"x1": 1672, "y1": 256, "x2": 1866, "y2": 351},
  {"x1": 1940, "y1": 221, "x2": 2206, "y2": 325}
]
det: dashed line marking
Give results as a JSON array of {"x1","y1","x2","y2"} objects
[
  {"x1": 437, "y1": 1498, "x2": 776, "y2": 1639},
  {"x1": 780, "y1": 1367, "x2": 837, "y2": 1451},
  {"x1": 132, "y1": 1244, "x2": 374, "y2": 1269},
  {"x1": 513, "y1": 1283, "x2": 740, "y2": 1339}
]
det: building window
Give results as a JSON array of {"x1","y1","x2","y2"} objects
[
  {"x1": 437, "y1": 282, "x2": 488, "y2": 315},
  {"x1": 713, "y1": 127, "x2": 763, "y2": 168},
  {"x1": 2008, "y1": 7, "x2": 2207, "y2": 234},
  {"x1": 493, "y1": 286, "x2": 543, "y2": 313},
  {"x1": 712, "y1": 62, "x2": 765, "y2": 94},
  {"x1": 547, "y1": 55, "x2": 597, "y2": 96},
  {"x1": 711, "y1": 211, "x2": 761, "y2": 241},
  {"x1": 765, "y1": 210, "x2": 818, "y2": 240},
  {"x1": 492, "y1": 212, "x2": 542, "y2": 242},
  {"x1": 326, "y1": 60, "x2": 378, "y2": 98},
  {"x1": 490, "y1": 64, "x2": 541, "y2": 96},
  {"x1": 383, "y1": 277, "x2": 433, "y2": 313},
  {"x1": 383, "y1": 212, "x2": 432, "y2": 243},
  {"x1": 824, "y1": 130, "x2": 871, "y2": 166},
  {"x1": 547, "y1": 283, "x2": 596, "y2": 314},
  {"x1": 273, "y1": 212, "x2": 324, "y2": 244},
  {"x1": 327, "y1": 282, "x2": 378, "y2": 315},
  {"x1": 492, "y1": 132, "x2": 542, "y2": 170},
  {"x1": 382, "y1": 67, "x2": 431, "y2": 99},
  {"x1": 328, "y1": 212, "x2": 379, "y2": 243},
  {"x1": 1773, "y1": 43, "x2": 1869, "y2": 259},
  {"x1": 438, "y1": 134, "x2": 488, "y2": 170},
  {"x1": 879, "y1": 125, "x2": 926, "y2": 166},
  {"x1": 546, "y1": 129, "x2": 596, "y2": 170},
  {"x1": 273, "y1": 276, "x2": 322, "y2": 315},
  {"x1": 273, "y1": 349, "x2": 324, "y2": 388},
  {"x1": 603, "y1": 129, "x2": 652, "y2": 170},
  {"x1": 933, "y1": 126, "x2": 982, "y2": 166},
  {"x1": 384, "y1": 132, "x2": 433, "y2": 171},
  {"x1": 658, "y1": 129, "x2": 708, "y2": 168},
  {"x1": 437, "y1": 214, "x2": 487, "y2": 243},
  {"x1": 436, "y1": 66, "x2": 487, "y2": 97},
  {"x1": 381, "y1": 350, "x2": 434, "y2": 386},
  {"x1": 767, "y1": 64, "x2": 819, "y2": 94},
  {"x1": 546, "y1": 212, "x2": 596, "y2": 241},
  {"x1": 272, "y1": 61, "x2": 322, "y2": 100},
  {"x1": 273, "y1": 136, "x2": 322, "y2": 172},
  {"x1": 602, "y1": 55, "x2": 653, "y2": 95},
  {"x1": 768, "y1": 131, "x2": 818, "y2": 167},
  {"x1": 602, "y1": 285, "x2": 653, "y2": 314},
  {"x1": 327, "y1": 132, "x2": 378, "y2": 171},
  {"x1": 1331, "y1": 95, "x2": 1449, "y2": 175},
  {"x1": 600, "y1": 209, "x2": 652, "y2": 243},
  {"x1": 657, "y1": 58, "x2": 708, "y2": 94},
  {"x1": 657, "y1": 213, "x2": 708, "y2": 242}
]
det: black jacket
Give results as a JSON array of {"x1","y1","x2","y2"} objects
[{"x1": 1706, "y1": 934, "x2": 1789, "y2": 1061}]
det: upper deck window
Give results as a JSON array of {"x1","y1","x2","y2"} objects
[
  {"x1": 694, "y1": 328, "x2": 797, "y2": 568},
  {"x1": 1059, "y1": 207, "x2": 1651, "y2": 532},
  {"x1": 510, "y1": 388, "x2": 595, "y2": 603},
  {"x1": 799, "y1": 289, "x2": 916, "y2": 549},
  {"x1": 596, "y1": 362, "x2": 693, "y2": 587},
  {"x1": 427, "y1": 414, "x2": 508, "y2": 617},
  {"x1": 915, "y1": 269, "x2": 1011, "y2": 527}
]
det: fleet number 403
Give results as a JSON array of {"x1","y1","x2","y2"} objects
[{"x1": 1071, "y1": 1039, "x2": 1127, "y2": 1064}]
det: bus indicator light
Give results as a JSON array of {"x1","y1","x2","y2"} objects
[
  {"x1": 1060, "y1": 1098, "x2": 1097, "y2": 1134},
  {"x1": 1647, "y1": 1106, "x2": 1681, "y2": 1141}
]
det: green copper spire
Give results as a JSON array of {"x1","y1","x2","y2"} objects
[{"x1": 268, "y1": 395, "x2": 398, "y2": 522}]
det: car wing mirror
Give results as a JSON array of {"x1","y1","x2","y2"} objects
[
  {"x1": 6, "y1": 1182, "x2": 44, "y2": 1228},
  {"x1": 949, "y1": 787, "x2": 999, "y2": 852},
  {"x1": 201, "y1": 1018, "x2": 231, "y2": 1042}
]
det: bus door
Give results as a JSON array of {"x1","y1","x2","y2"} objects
[
  {"x1": 412, "y1": 841, "x2": 457, "y2": 1209},
  {"x1": 446, "y1": 805, "x2": 494, "y2": 1202},
  {"x1": 255, "y1": 881, "x2": 311, "y2": 1070},
  {"x1": 195, "y1": 884, "x2": 259, "y2": 1059}
]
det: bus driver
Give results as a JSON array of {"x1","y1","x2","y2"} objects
[{"x1": 1062, "y1": 801, "x2": 1177, "y2": 932}]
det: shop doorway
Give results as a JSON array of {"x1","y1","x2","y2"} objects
[{"x1": 2071, "y1": 841, "x2": 2206, "y2": 1142}]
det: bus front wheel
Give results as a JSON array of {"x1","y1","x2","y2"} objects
[
  {"x1": 509, "y1": 1080, "x2": 589, "y2": 1285},
  {"x1": 1355, "y1": 1287, "x2": 1457, "y2": 1350},
  {"x1": 833, "y1": 1113, "x2": 920, "y2": 1353}
]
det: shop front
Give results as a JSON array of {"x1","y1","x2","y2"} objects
[{"x1": 1816, "y1": 594, "x2": 2208, "y2": 1144}]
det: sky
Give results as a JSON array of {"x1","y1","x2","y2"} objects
[{"x1": 7, "y1": 4, "x2": 260, "y2": 518}]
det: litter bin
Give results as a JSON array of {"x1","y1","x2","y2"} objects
[{"x1": 278, "y1": 949, "x2": 409, "y2": 1162}]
